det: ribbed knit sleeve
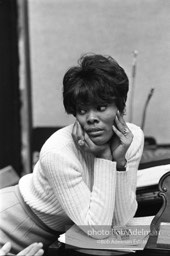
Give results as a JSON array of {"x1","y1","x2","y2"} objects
[
  {"x1": 40, "y1": 147, "x2": 117, "y2": 229},
  {"x1": 112, "y1": 124, "x2": 144, "y2": 226}
]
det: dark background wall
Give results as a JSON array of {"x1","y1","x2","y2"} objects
[{"x1": 0, "y1": 0, "x2": 21, "y2": 174}]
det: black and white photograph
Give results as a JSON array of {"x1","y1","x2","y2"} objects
[{"x1": 0, "y1": 1, "x2": 170, "y2": 255}]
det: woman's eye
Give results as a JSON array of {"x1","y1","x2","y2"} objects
[
  {"x1": 97, "y1": 105, "x2": 107, "y2": 112},
  {"x1": 78, "y1": 109, "x2": 86, "y2": 115}
]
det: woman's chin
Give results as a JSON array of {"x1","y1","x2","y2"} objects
[{"x1": 90, "y1": 136, "x2": 108, "y2": 146}]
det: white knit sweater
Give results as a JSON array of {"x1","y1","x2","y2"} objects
[{"x1": 19, "y1": 123, "x2": 144, "y2": 234}]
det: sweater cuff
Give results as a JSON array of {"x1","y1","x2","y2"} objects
[{"x1": 94, "y1": 157, "x2": 117, "y2": 170}]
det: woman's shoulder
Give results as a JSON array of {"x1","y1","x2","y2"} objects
[
  {"x1": 126, "y1": 122, "x2": 144, "y2": 138},
  {"x1": 126, "y1": 122, "x2": 144, "y2": 158}
]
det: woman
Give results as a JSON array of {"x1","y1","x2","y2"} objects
[{"x1": 0, "y1": 54, "x2": 144, "y2": 253}]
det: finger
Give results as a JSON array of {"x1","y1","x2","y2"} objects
[
  {"x1": 72, "y1": 121, "x2": 84, "y2": 148},
  {"x1": 114, "y1": 115, "x2": 125, "y2": 131},
  {"x1": 74, "y1": 121, "x2": 86, "y2": 147},
  {"x1": 110, "y1": 135, "x2": 120, "y2": 151},
  {"x1": 112, "y1": 124, "x2": 122, "y2": 138},
  {"x1": 17, "y1": 243, "x2": 42, "y2": 256},
  {"x1": 117, "y1": 110, "x2": 126, "y2": 125},
  {"x1": 35, "y1": 249, "x2": 44, "y2": 256},
  {"x1": 72, "y1": 121, "x2": 83, "y2": 145},
  {"x1": 17, "y1": 243, "x2": 35, "y2": 256},
  {"x1": 84, "y1": 132, "x2": 95, "y2": 149},
  {"x1": 0, "y1": 242, "x2": 11, "y2": 256},
  {"x1": 76, "y1": 121, "x2": 84, "y2": 140},
  {"x1": 26, "y1": 243, "x2": 43, "y2": 256},
  {"x1": 113, "y1": 124, "x2": 130, "y2": 140},
  {"x1": 115, "y1": 115, "x2": 130, "y2": 136}
]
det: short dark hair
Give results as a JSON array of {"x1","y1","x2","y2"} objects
[{"x1": 63, "y1": 53, "x2": 129, "y2": 116}]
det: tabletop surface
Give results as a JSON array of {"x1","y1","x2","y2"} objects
[{"x1": 46, "y1": 245, "x2": 170, "y2": 256}]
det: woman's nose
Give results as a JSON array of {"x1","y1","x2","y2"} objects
[{"x1": 86, "y1": 111, "x2": 99, "y2": 124}]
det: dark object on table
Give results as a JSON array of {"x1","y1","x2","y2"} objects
[{"x1": 144, "y1": 171, "x2": 170, "y2": 255}]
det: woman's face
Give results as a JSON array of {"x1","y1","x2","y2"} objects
[{"x1": 76, "y1": 103, "x2": 118, "y2": 145}]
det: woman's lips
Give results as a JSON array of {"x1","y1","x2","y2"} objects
[{"x1": 87, "y1": 129, "x2": 104, "y2": 137}]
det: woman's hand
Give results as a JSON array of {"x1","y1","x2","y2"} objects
[
  {"x1": 72, "y1": 121, "x2": 112, "y2": 160},
  {"x1": 111, "y1": 111, "x2": 133, "y2": 169},
  {"x1": 0, "y1": 242, "x2": 11, "y2": 256},
  {"x1": 17, "y1": 243, "x2": 44, "y2": 256},
  {"x1": 0, "y1": 242, "x2": 44, "y2": 256}
]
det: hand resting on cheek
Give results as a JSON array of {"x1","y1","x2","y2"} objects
[{"x1": 111, "y1": 111, "x2": 133, "y2": 169}]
